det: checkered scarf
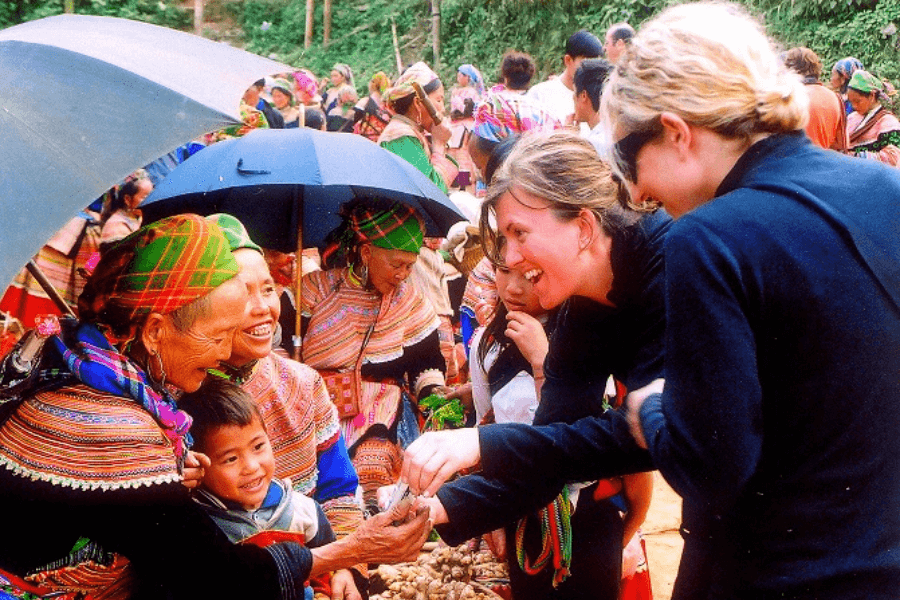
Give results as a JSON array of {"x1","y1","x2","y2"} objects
[
  {"x1": 322, "y1": 200, "x2": 424, "y2": 266},
  {"x1": 385, "y1": 61, "x2": 439, "y2": 104},
  {"x1": 82, "y1": 214, "x2": 239, "y2": 328},
  {"x1": 473, "y1": 92, "x2": 562, "y2": 143},
  {"x1": 51, "y1": 322, "x2": 193, "y2": 465}
]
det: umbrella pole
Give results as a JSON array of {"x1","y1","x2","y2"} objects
[
  {"x1": 26, "y1": 260, "x2": 76, "y2": 318},
  {"x1": 293, "y1": 197, "x2": 304, "y2": 362}
]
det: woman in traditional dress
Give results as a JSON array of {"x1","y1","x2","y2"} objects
[
  {"x1": 270, "y1": 78, "x2": 300, "y2": 128},
  {"x1": 845, "y1": 69, "x2": 900, "y2": 165},
  {"x1": 352, "y1": 72, "x2": 392, "y2": 142},
  {"x1": 830, "y1": 56, "x2": 864, "y2": 114},
  {"x1": 378, "y1": 62, "x2": 458, "y2": 194},
  {"x1": 301, "y1": 199, "x2": 447, "y2": 513},
  {"x1": 405, "y1": 4, "x2": 900, "y2": 598},
  {"x1": 99, "y1": 170, "x2": 152, "y2": 249},
  {"x1": 208, "y1": 214, "x2": 368, "y2": 600},
  {"x1": 0, "y1": 214, "x2": 429, "y2": 600},
  {"x1": 323, "y1": 64, "x2": 359, "y2": 131}
]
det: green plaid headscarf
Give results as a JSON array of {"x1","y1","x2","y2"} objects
[
  {"x1": 322, "y1": 199, "x2": 424, "y2": 265},
  {"x1": 207, "y1": 213, "x2": 262, "y2": 254},
  {"x1": 80, "y1": 214, "x2": 239, "y2": 326},
  {"x1": 848, "y1": 70, "x2": 882, "y2": 95}
]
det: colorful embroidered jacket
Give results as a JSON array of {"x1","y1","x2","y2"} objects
[
  {"x1": 0, "y1": 384, "x2": 310, "y2": 600},
  {"x1": 847, "y1": 105, "x2": 900, "y2": 166},
  {"x1": 301, "y1": 267, "x2": 445, "y2": 448}
]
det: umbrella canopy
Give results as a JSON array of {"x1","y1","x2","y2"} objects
[
  {"x1": 0, "y1": 14, "x2": 292, "y2": 288},
  {"x1": 141, "y1": 127, "x2": 468, "y2": 252}
]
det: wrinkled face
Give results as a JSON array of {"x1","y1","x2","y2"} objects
[
  {"x1": 158, "y1": 277, "x2": 248, "y2": 392},
  {"x1": 330, "y1": 70, "x2": 345, "y2": 87},
  {"x1": 200, "y1": 416, "x2": 275, "y2": 511},
  {"x1": 496, "y1": 262, "x2": 544, "y2": 317},
  {"x1": 271, "y1": 88, "x2": 291, "y2": 109},
  {"x1": 229, "y1": 249, "x2": 280, "y2": 367},
  {"x1": 362, "y1": 244, "x2": 419, "y2": 296},
  {"x1": 126, "y1": 179, "x2": 154, "y2": 210},
  {"x1": 495, "y1": 188, "x2": 612, "y2": 309},
  {"x1": 847, "y1": 88, "x2": 875, "y2": 115}
]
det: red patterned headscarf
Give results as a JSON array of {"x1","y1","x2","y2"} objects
[{"x1": 79, "y1": 214, "x2": 239, "y2": 338}]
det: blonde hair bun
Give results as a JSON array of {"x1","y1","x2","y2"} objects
[{"x1": 602, "y1": 1, "x2": 808, "y2": 148}]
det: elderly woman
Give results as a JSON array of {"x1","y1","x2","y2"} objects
[
  {"x1": 323, "y1": 64, "x2": 359, "y2": 131},
  {"x1": 404, "y1": 4, "x2": 900, "y2": 599},
  {"x1": 301, "y1": 198, "x2": 447, "y2": 513},
  {"x1": 845, "y1": 69, "x2": 900, "y2": 165},
  {"x1": 208, "y1": 214, "x2": 368, "y2": 599},
  {"x1": 378, "y1": 62, "x2": 458, "y2": 193},
  {"x1": 0, "y1": 215, "x2": 429, "y2": 599}
]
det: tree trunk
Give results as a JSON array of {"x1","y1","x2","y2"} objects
[
  {"x1": 305, "y1": 0, "x2": 314, "y2": 49},
  {"x1": 323, "y1": 0, "x2": 332, "y2": 46},
  {"x1": 391, "y1": 17, "x2": 403, "y2": 74},
  {"x1": 431, "y1": 0, "x2": 441, "y2": 70},
  {"x1": 63, "y1": 0, "x2": 74, "y2": 13},
  {"x1": 193, "y1": 0, "x2": 204, "y2": 35}
]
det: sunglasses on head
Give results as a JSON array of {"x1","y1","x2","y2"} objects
[{"x1": 613, "y1": 118, "x2": 663, "y2": 183}]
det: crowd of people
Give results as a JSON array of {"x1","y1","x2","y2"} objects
[{"x1": 1, "y1": 3, "x2": 899, "y2": 600}]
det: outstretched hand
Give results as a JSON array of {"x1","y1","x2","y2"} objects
[{"x1": 401, "y1": 428, "x2": 481, "y2": 498}]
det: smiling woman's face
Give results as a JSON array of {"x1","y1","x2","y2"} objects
[
  {"x1": 494, "y1": 188, "x2": 611, "y2": 310},
  {"x1": 228, "y1": 249, "x2": 281, "y2": 367}
]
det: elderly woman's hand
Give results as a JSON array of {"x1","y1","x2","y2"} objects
[
  {"x1": 353, "y1": 500, "x2": 432, "y2": 564},
  {"x1": 180, "y1": 451, "x2": 210, "y2": 489},
  {"x1": 401, "y1": 428, "x2": 481, "y2": 497}
]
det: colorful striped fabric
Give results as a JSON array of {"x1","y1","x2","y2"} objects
[
  {"x1": 0, "y1": 384, "x2": 180, "y2": 490},
  {"x1": 301, "y1": 268, "x2": 441, "y2": 446},
  {"x1": 473, "y1": 91, "x2": 562, "y2": 143}
]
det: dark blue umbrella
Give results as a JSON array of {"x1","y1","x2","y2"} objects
[{"x1": 142, "y1": 128, "x2": 467, "y2": 253}]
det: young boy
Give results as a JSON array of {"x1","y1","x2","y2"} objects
[{"x1": 179, "y1": 377, "x2": 336, "y2": 551}]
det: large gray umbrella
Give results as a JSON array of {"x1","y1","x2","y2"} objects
[{"x1": 0, "y1": 14, "x2": 292, "y2": 288}]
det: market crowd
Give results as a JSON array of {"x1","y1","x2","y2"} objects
[{"x1": 0, "y1": 3, "x2": 898, "y2": 600}]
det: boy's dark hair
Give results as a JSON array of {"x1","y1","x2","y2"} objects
[
  {"x1": 565, "y1": 29, "x2": 603, "y2": 59},
  {"x1": 501, "y1": 50, "x2": 536, "y2": 90},
  {"x1": 178, "y1": 377, "x2": 264, "y2": 453},
  {"x1": 574, "y1": 59, "x2": 613, "y2": 111}
]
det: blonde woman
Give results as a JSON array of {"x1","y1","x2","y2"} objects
[{"x1": 404, "y1": 4, "x2": 900, "y2": 599}]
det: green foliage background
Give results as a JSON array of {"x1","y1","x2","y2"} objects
[{"x1": 4, "y1": 0, "x2": 900, "y2": 91}]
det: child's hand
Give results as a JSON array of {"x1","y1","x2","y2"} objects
[
  {"x1": 181, "y1": 451, "x2": 210, "y2": 489},
  {"x1": 505, "y1": 311, "x2": 549, "y2": 369},
  {"x1": 330, "y1": 569, "x2": 361, "y2": 600}
]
